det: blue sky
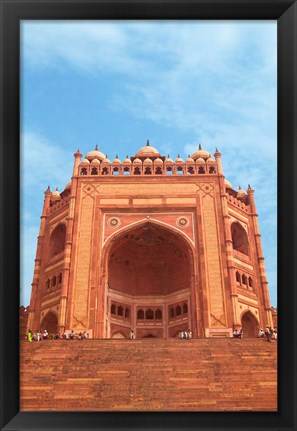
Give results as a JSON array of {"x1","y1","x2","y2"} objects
[{"x1": 20, "y1": 20, "x2": 277, "y2": 307}]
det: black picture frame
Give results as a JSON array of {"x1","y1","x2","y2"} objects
[{"x1": 1, "y1": 1, "x2": 296, "y2": 430}]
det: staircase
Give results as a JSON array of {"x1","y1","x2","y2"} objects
[{"x1": 20, "y1": 338, "x2": 277, "y2": 411}]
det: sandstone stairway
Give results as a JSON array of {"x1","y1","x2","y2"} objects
[{"x1": 20, "y1": 338, "x2": 277, "y2": 412}]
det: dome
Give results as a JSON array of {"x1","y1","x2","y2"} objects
[
  {"x1": 123, "y1": 155, "x2": 132, "y2": 164},
  {"x1": 81, "y1": 158, "x2": 90, "y2": 165},
  {"x1": 51, "y1": 187, "x2": 61, "y2": 201},
  {"x1": 85, "y1": 145, "x2": 105, "y2": 162},
  {"x1": 154, "y1": 157, "x2": 163, "y2": 164},
  {"x1": 135, "y1": 140, "x2": 160, "y2": 158},
  {"x1": 165, "y1": 155, "x2": 173, "y2": 164},
  {"x1": 175, "y1": 154, "x2": 184, "y2": 163},
  {"x1": 196, "y1": 157, "x2": 205, "y2": 163},
  {"x1": 225, "y1": 179, "x2": 232, "y2": 189},
  {"x1": 112, "y1": 155, "x2": 121, "y2": 164},
  {"x1": 64, "y1": 182, "x2": 71, "y2": 190},
  {"x1": 206, "y1": 155, "x2": 214, "y2": 162},
  {"x1": 133, "y1": 157, "x2": 142, "y2": 165},
  {"x1": 90, "y1": 158, "x2": 100, "y2": 165},
  {"x1": 186, "y1": 155, "x2": 194, "y2": 163},
  {"x1": 191, "y1": 144, "x2": 211, "y2": 161},
  {"x1": 102, "y1": 155, "x2": 111, "y2": 164},
  {"x1": 237, "y1": 186, "x2": 247, "y2": 199},
  {"x1": 143, "y1": 157, "x2": 153, "y2": 164}
]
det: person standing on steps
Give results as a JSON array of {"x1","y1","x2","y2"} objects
[
  {"x1": 265, "y1": 325, "x2": 272, "y2": 342},
  {"x1": 129, "y1": 330, "x2": 136, "y2": 340}
]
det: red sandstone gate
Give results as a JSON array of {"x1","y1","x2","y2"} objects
[{"x1": 100, "y1": 221, "x2": 199, "y2": 339}]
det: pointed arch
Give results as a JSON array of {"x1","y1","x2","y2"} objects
[
  {"x1": 240, "y1": 310, "x2": 259, "y2": 337},
  {"x1": 231, "y1": 222, "x2": 249, "y2": 256}
]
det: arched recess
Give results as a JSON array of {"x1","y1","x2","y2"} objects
[
  {"x1": 99, "y1": 220, "x2": 198, "y2": 339},
  {"x1": 40, "y1": 311, "x2": 58, "y2": 334},
  {"x1": 231, "y1": 222, "x2": 249, "y2": 256},
  {"x1": 49, "y1": 224, "x2": 66, "y2": 257},
  {"x1": 241, "y1": 310, "x2": 259, "y2": 337}
]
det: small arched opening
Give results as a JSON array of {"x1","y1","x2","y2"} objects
[
  {"x1": 40, "y1": 311, "x2": 58, "y2": 334},
  {"x1": 231, "y1": 222, "x2": 249, "y2": 256},
  {"x1": 241, "y1": 311, "x2": 259, "y2": 337},
  {"x1": 49, "y1": 224, "x2": 66, "y2": 257}
]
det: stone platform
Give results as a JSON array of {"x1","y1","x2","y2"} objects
[{"x1": 20, "y1": 338, "x2": 277, "y2": 411}]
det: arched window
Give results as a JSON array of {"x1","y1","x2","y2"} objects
[
  {"x1": 236, "y1": 271, "x2": 241, "y2": 283},
  {"x1": 175, "y1": 305, "x2": 181, "y2": 316},
  {"x1": 187, "y1": 167, "x2": 194, "y2": 174},
  {"x1": 125, "y1": 308, "x2": 130, "y2": 318},
  {"x1": 112, "y1": 168, "x2": 119, "y2": 175},
  {"x1": 118, "y1": 306, "x2": 123, "y2": 316},
  {"x1": 123, "y1": 167, "x2": 130, "y2": 175},
  {"x1": 231, "y1": 222, "x2": 249, "y2": 256},
  {"x1": 91, "y1": 167, "x2": 98, "y2": 175},
  {"x1": 137, "y1": 309, "x2": 144, "y2": 319},
  {"x1": 155, "y1": 309, "x2": 162, "y2": 320},
  {"x1": 80, "y1": 167, "x2": 87, "y2": 175},
  {"x1": 166, "y1": 167, "x2": 173, "y2": 174},
  {"x1": 52, "y1": 276, "x2": 56, "y2": 287},
  {"x1": 176, "y1": 166, "x2": 184, "y2": 174},
  {"x1": 198, "y1": 166, "x2": 205, "y2": 174},
  {"x1": 209, "y1": 166, "x2": 216, "y2": 174},
  {"x1": 242, "y1": 274, "x2": 247, "y2": 285},
  {"x1": 111, "y1": 304, "x2": 116, "y2": 315},
  {"x1": 58, "y1": 273, "x2": 62, "y2": 284},
  {"x1": 144, "y1": 167, "x2": 152, "y2": 175},
  {"x1": 146, "y1": 309, "x2": 154, "y2": 319},
  {"x1": 134, "y1": 167, "x2": 141, "y2": 175},
  {"x1": 248, "y1": 277, "x2": 253, "y2": 288},
  {"x1": 169, "y1": 308, "x2": 174, "y2": 318},
  {"x1": 50, "y1": 224, "x2": 66, "y2": 257},
  {"x1": 155, "y1": 167, "x2": 162, "y2": 175},
  {"x1": 46, "y1": 279, "x2": 50, "y2": 289},
  {"x1": 183, "y1": 303, "x2": 188, "y2": 314}
]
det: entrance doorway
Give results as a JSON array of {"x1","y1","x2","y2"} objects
[
  {"x1": 241, "y1": 311, "x2": 259, "y2": 337},
  {"x1": 106, "y1": 222, "x2": 194, "y2": 338}
]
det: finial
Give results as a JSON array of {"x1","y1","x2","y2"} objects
[
  {"x1": 248, "y1": 184, "x2": 251, "y2": 189},
  {"x1": 178, "y1": 154, "x2": 180, "y2": 158},
  {"x1": 146, "y1": 139, "x2": 150, "y2": 146},
  {"x1": 126, "y1": 155, "x2": 129, "y2": 158},
  {"x1": 47, "y1": 186, "x2": 50, "y2": 191},
  {"x1": 238, "y1": 185, "x2": 241, "y2": 190},
  {"x1": 188, "y1": 154, "x2": 190, "y2": 158},
  {"x1": 55, "y1": 187, "x2": 59, "y2": 191},
  {"x1": 168, "y1": 154, "x2": 170, "y2": 158},
  {"x1": 95, "y1": 144, "x2": 98, "y2": 151},
  {"x1": 106, "y1": 154, "x2": 108, "y2": 158},
  {"x1": 116, "y1": 154, "x2": 118, "y2": 158},
  {"x1": 215, "y1": 147, "x2": 219, "y2": 152},
  {"x1": 199, "y1": 144, "x2": 202, "y2": 150}
]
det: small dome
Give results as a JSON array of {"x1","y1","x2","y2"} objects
[
  {"x1": 165, "y1": 155, "x2": 173, "y2": 164},
  {"x1": 143, "y1": 157, "x2": 153, "y2": 164},
  {"x1": 133, "y1": 157, "x2": 142, "y2": 165},
  {"x1": 175, "y1": 154, "x2": 184, "y2": 163},
  {"x1": 135, "y1": 140, "x2": 160, "y2": 158},
  {"x1": 191, "y1": 144, "x2": 210, "y2": 161},
  {"x1": 81, "y1": 158, "x2": 90, "y2": 165},
  {"x1": 85, "y1": 145, "x2": 105, "y2": 162},
  {"x1": 102, "y1": 155, "x2": 111, "y2": 164},
  {"x1": 225, "y1": 179, "x2": 232, "y2": 189},
  {"x1": 154, "y1": 157, "x2": 163, "y2": 164},
  {"x1": 90, "y1": 158, "x2": 100, "y2": 165},
  {"x1": 196, "y1": 157, "x2": 205, "y2": 163},
  {"x1": 123, "y1": 155, "x2": 132, "y2": 164},
  {"x1": 186, "y1": 155, "x2": 194, "y2": 163},
  {"x1": 64, "y1": 182, "x2": 71, "y2": 190},
  {"x1": 112, "y1": 155, "x2": 121, "y2": 164},
  {"x1": 206, "y1": 154, "x2": 214, "y2": 162},
  {"x1": 51, "y1": 187, "x2": 61, "y2": 201},
  {"x1": 237, "y1": 186, "x2": 247, "y2": 199}
]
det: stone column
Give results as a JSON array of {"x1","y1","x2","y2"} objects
[
  {"x1": 27, "y1": 187, "x2": 51, "y2": 332},
  {"x1": 57, "y1": 149, "x2": 82, "y2": 333},
  {"x1": 214, "y1": 149, "x2": 240, "y2": 328},
  {"x1": 247, "y1": 185, "x2": 273, "y2": 328}
]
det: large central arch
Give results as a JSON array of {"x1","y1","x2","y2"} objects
[{"x1": 102, "y1": 221, "x2": 198, "y2": 339}]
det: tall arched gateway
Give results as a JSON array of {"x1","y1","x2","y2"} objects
[
  {"x1": 103, "y1": 222, "x2": 197, "y2": 339},
  {"x1": 27, "y1": 142, "x2": 274, "y2": 338}
]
